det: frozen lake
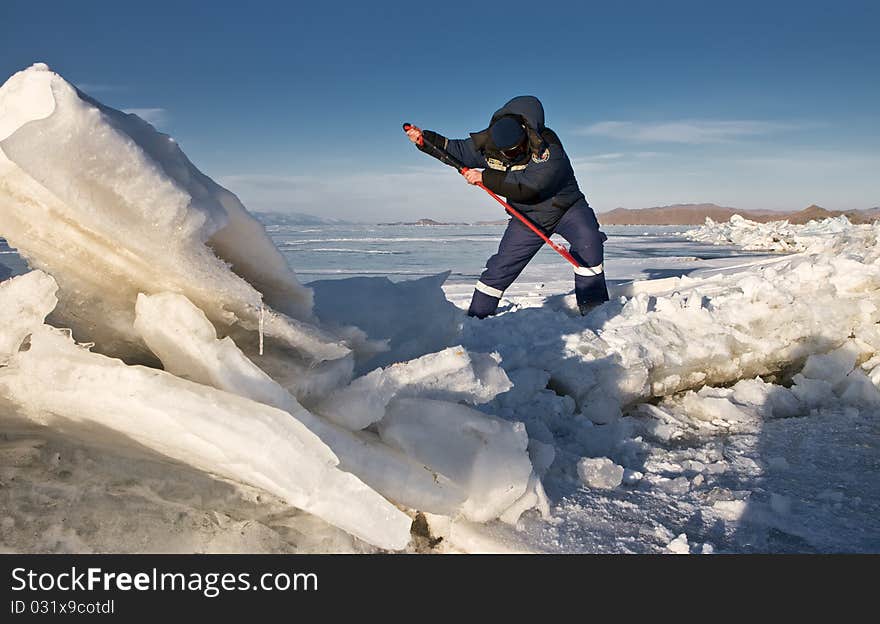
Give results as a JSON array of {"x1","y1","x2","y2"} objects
[
  {"x1": 1, "y1": 222, "x2": 779, "y2": 304},
  {"x1": 1, "y1": 59, "x2": 874, "y2": 555},
  {"x1": 265, "y1": 223, "x2": 773, "y2": 281},
  {"x1": 258, "y1": 222, "x2": 780, "y2": 307}
]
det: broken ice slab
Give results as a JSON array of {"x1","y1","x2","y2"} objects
[
  {"x1": 0, "y1": 63, "x2": 348, "y2": 367},
  {"x1": 0, "y1": 318, "x2": 412, "y2": 551},
  {"x1": 576, "y1": 457, "x2": 624, "y2": 490},
  {"x1": 315, "y1": 346, "x2": 512, "y2": 430},
  {"x1": 134, "y1": 291, "x2": 467, "y2": 515},
  {"x1": 0, "y1": 270, "x2": 57, "y2": 361},
  {"x1": 379, "y1": 397, "x2": 534, "y2": 523}
]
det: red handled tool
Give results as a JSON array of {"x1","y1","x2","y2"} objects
[{"x1": 403, "y1": 123, "x2": 579, "y2": 268}]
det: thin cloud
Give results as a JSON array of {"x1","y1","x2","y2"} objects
[
  {"x1": 733, "y1": 149, "x2": 880, "y2": 171},
  {"x1": 124, "y1": 108, "x2": 167, "y2": 127},
  {"x1": 569, "y1": 151, "x2": 667, "y2": 172},
  {"x1": 574, "y1": 147, "x2": 880, "y2": 213},
  {"x1": 217, "y1": 170, "x2": 493, "y2": 223},
  {"x1": 578, "y1": 120, "x2": 799, "y2": 144},
  {"x1": 219, "y1": 174, "x2": 311, "y2": 190}
]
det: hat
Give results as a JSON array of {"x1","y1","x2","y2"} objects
[{"x1": 490, "y1": 116, "x2": 526, "y2": 150}]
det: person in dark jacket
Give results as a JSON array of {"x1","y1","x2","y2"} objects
[{"x1": 406, "y1": 95, "x2": 609, "y2": 318}]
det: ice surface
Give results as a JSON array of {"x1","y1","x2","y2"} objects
[
  {"x1": 712, "y1": 500, "x2": 747, "y2": 521},
  {"x1": 498, "y1": 473, "x2": 551, "y2": 524},
  {"x1": 0, "y1": 270, "x2": 57, "y2": 361},
  {"x1": 453, "y1": 218, "x2": 880, "y2": 552},
  {"x1": 309, "y1": 272, "x2": 462, "y2": 372},
  {"x1": 462, "y1": 218, "x2": 880, "y2": 423},
  {"x1": 799, "y1": 341, "x2": 862, "y2": 386},
  {"x1": 790, "y1": 375, "x2": 835, "y2": 408},
  {"x1": 666, "y1": 533, "x2": 690, "y2": 554},
  {"x1": 379, "y1": 398, "x2": 534, "y2": 523},
  {"x1": 839, "y1": 370, "x2": 880, "y2": 405},
  {"x1": 0, "y1": 313, "x2": 412, "y2": 550},
  {"x1": 0, "y1": 65, "x2": 551, "y2": 552},
  {"x1": 623, "y1": 469, "x2": 644, "y2": 485},
  {"x1": 3, "y1": 63, "x2": 878, "y2": 553},
  {"x1": 315, "y1": 346, "x2": 511, "y2": 430},
  {"x1": 0, "y1": 414, "x2": 381, "y2": 553},
  {"x1": 577, "y1": 457, "x2": 624, "y2": 489},
  {"x1": 656, "y1": 334, "x2": 879, "y2": 438},
  {"x1": 770, "y1": 493, "x2": 792, "y2": 516},
  {"x1": 685, "y1": 213, "x2": 856, "y2": 252},
  {"x1": 0, "y1": 64, "x2": 347, "y2": 370},
  {"x1": 133, "y1": 290, "x2": 468, "y2": 515}
]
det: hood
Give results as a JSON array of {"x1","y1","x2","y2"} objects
[
  {"x1": 471, "y1": 96, "x2": 547, "y2": 157},
  {"x1": 489, "y1": 95, "x2": 545, "y2": 132}
]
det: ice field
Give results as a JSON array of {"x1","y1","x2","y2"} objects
[{"x1": 1, "y1": 64, "x2": 877, "y2": 553}]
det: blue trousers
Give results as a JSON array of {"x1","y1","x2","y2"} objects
[{"x1": 468, "y1": 201, "x2": 609, "y2": 318}]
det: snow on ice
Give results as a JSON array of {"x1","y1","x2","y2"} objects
[
  {"x1": 1, "y1": 64, "x2": 879, "y2": 553},
  {"x1": 684, "y1": 213, "x2": 856, "y2": 252}
]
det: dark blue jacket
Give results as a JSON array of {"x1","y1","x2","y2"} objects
[{"x1": 431, "y1": 96, "x2": 588, "y2": 232}]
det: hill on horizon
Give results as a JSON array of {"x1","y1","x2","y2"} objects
[
  {"x1": 598, "y1": 203, "x2": 880, "y2": 225},
  {"x1": 253, "y1": 211, "x2": 351, "y2": 226},
  {"x1": 251, "y1": 206, "x2": 880, "y2": 228}
]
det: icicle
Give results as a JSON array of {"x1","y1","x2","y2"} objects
[{"x1": 258, "y1": 302, "x2": 265, "y2": 356}]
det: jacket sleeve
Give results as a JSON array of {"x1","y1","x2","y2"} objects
[
  {"x1": 417, "y1": 133, "x2": 487, "y2": 169},
  {"x1": 481, "y1": 145, "x2": 567, "y2": 203},
  {"x1": 444, "y1": 138, "x2": 489, "y2": 169}
]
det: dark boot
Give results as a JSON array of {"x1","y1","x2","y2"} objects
[
  {"x1": 578, "y1": 301, "x2": 597, "y2": 316},
  {"x1": 468, "y1": 288, "x2": 501, "y2": 319}
]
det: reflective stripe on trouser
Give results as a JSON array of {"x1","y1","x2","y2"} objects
[
  {"x1": 571, "y1": 261, "x2": 608, "y2": 307},
  {"x1": 556, "y1": 202, "x2": 609, "y2": 307},
  {"x1": 573, "y1": 263, "x2": 603, "y2": 276},
  {"x1": 469, "y1": 281, "x2": 505, "y2": 320},
  {"x1": 468, "y1": 201, "x2": 609, "y2": 318},
  {"x1": 468, "y1": 218, "x2": 544, "y2": 318},
  {"x1": 474, "y1": 281, "x2": 504, "y2": 298}
]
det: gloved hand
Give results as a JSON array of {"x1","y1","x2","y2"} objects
[
  {"x1": 462, "y1": 169, "x2": 483, "y2": 185},
  {"x1": 420, "y1": 130, "x2": 447, "y2": 149},
  {"x1": 404, "y1": 125, "x2": 423, "y2": 145},
  {"x1": 405, "y1": 126, "x2": 447, "y2": 151}
]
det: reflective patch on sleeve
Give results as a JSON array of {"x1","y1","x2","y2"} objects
[
  {"x1": 486, "y1": 157, "x2": 528, "y2": 171},
  {"x1": 485, "y1": 157, "x2": 507, "y2": 171},
  {"x1": 474, "y1": 281, "x2": 504, "y2": 298},
  {"x1": 573, "y1": 263, "x2": 604, "y2": 276}
]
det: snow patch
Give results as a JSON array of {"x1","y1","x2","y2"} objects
[{"x1": 684, "y1": 213, "x2": 856, "y2": 252}]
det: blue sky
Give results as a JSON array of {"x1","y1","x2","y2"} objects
[{"x1": 3, "y1": 0, "x2": 878, "y2": 221}]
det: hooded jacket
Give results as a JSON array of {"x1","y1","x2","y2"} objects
[{"x1": 421, "y1": 96, "x2": 588, "y2": 232}]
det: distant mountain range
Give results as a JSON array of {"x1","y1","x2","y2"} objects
[
  {"x1": 377, "y1": 218, "x2": 469, "y2": 226},
  {"x1": 253, "y1": 205, "x2": 880, "y2": 228},
  {"x1": 254, "y1": 211, "x2": 349, "y2": 226},
  {"x1": 597, "y1": 203, "x2": 880, "y2": 225}
]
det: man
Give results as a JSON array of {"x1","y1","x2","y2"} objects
[{"x1": 405, "y1": 95, "x2": 609, "y2": 318}]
